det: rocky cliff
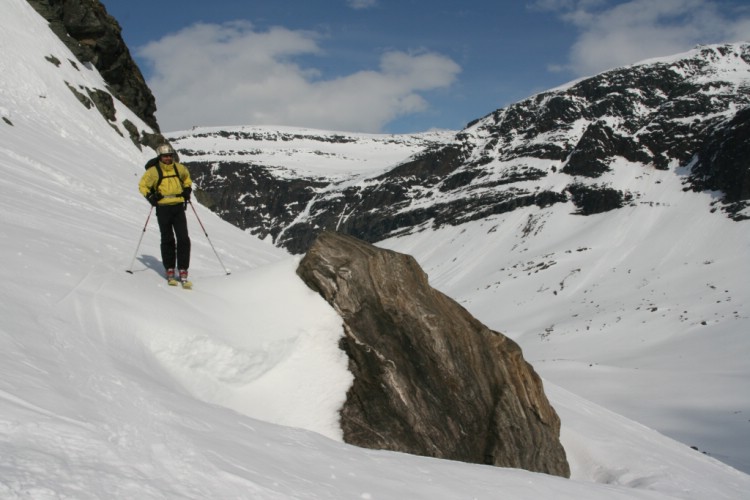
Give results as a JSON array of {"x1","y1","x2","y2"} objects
[
  {"x1": 297, "y1": 231, "x2": 570, "y2": 477},
  {"x1": 688, "y1": 104, "x2": 750, "y2": 218},
  {"x1": 25, "y1": 0, "x2": 160, "y2": 135},
  {"x1": 172, "y1": 43, "x2": 750, "y2": 253}
]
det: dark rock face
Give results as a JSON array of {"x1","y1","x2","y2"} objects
[
  {"x1": 688, "y1": 106, "x2": 750, "y2": 220},
  {"x1": 25, "y1": 0, "x2": 159, "y2": 131},
  {"x1": 189, "y1": 160, "x2": 329, "y2": 249},
  {"x1": 296, "y1": 232, "x2": 570, "y2": 477},
  {"x1": 178, "y1": 43, "x2": 750, "y2": 254},
  {"x1": 567, "y1": 182, "x2": 634, "y2": 215}
]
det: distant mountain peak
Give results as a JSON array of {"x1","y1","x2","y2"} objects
[{"x1": 171, "y1": 42, "x2": 750, "y2": 253}]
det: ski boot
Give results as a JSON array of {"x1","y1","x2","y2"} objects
[
  {"x1": 166, "y1": 268, "x2": 179, "y2": 286},
  {"x1": 179, "y1": 269, "x2": 192, "y2": 290}
]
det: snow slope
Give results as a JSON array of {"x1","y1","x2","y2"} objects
[{"x1": 1, "y1": 0, "x2": 749, "y2": 498}]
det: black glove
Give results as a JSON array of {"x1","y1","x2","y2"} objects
[
  {"x1": 182, "y1": 187, "x2": 192, "y2": 201},
  {"x1": 146, "y1": 192, "x2": 163, "y2": 206}
]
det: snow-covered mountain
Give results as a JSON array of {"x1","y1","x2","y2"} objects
[
  {"x1": 1, "y1": 0, "x2": 749, "y2": 497},
  {"x1": 167, "y1": 126, "x2": 457, "y2": 249},
  {"x1": 171, "y1": 43, "x2": 750, "y2": 253}
]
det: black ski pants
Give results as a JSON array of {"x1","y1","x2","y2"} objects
[{"x1": 156, "y1": 203, "x2": 191, "y2": 271}]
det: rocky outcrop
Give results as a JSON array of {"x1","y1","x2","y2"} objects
[
  {"x1": 296, "y1": 231, "x2": 570, "y2": 477},
  {"x1": 25, "y1": 0, "x2": 159, "y2": 131},
  {"x1": 688, "y1": 105, "x2": 750, "y2": 220},
  {"x1": 567, "y1": 182, "x2": 634, "y2": 215}
]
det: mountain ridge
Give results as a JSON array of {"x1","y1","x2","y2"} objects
[{"x1": 171, "y1": 42, "x2": 750, "y2": 253}]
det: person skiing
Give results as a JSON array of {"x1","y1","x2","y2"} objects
[{"x1": 138, "y1": 144, "x2": 193, "y2": 287}]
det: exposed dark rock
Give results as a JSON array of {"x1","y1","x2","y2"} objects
[
  {"x1": 688, "y1": 106, "x2": 750, "y2": 219},
  {"x1": 122, "y1": 119, "x2": 140, "y2": 147},
  {"x1": 562, "y1": 121, "x2": 616, "y2": 177},
  {"x1": 563, "y1": 120, "x2": 650, "y2": 177},
  {"x1": 438, "y1": 169, "x2": 485, "y2": 191},
  {"x1": 25, "y1": 0, "x2": 159, "y2": 131},
  {"x1": 381, "y1": 145, "x2": 465, "y2": 184},
  {"x1": 45, "y1": 54, "x2": 62, "y2": 67},
  {"x1": 65, "y1": 81, "x2": 94, "y2": 109},
  {"x1": 139, "y1": 131, "x2": 168, "y2": 151},
  {"x1": 86, "y1": 87, "x2": 116, "y2": 121},
  {"x1": 567, "y1": 183, "x2": 633, "y2": 215},
  {"x1": 188, "y1": 161, "x2": 329, "y2": 245},
  {"x1": 64, "y1": 80, "x2": 122, "y2": 126},
  {"x1": 296, "y1": 231, "x2": 570, "y2": 477}
]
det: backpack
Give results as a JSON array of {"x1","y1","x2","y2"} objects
[{"x1": 144, "y1": 156, "x2": 185, "y2": 193}]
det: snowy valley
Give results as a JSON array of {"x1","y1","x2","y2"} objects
[{"x1": 1, "y1": 0, "x2": 749, "y2": 498}]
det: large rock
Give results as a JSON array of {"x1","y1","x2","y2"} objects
[{"x1": 296, "y1": 231, "x2": 570, "y2": 477}]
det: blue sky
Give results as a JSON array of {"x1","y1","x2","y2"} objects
[{"x1": 100, "y1": 0, "x2": 750, "y2": 134}]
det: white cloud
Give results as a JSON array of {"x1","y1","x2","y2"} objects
[
  {"x1": 139, "y1": 21, "x2": 459, "y2": 133},
  {"x1": 534, "y1": 0, "x2": 750, "y2": 76},
  {"x1": 346, "y1": 0, "x2": 378, "y2": 9}
]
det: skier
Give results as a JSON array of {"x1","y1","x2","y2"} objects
[{"x1": 138, "y1": 144, "x2": 193, "y2": 288}]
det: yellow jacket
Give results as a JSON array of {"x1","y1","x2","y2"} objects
[{"x1": 138, "y1": 161, "x2": 193, "y2": 205}]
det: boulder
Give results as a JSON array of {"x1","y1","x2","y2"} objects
[{"x1": 297, "y1": 231, "x2": 570, "y2": 477}]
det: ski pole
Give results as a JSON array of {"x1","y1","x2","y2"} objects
[
  {"x1": 188, "y1": 201, "x2": 231, "y2": 275},
  {"x1": 126, "y1": 206, "x2": 154, "y2": 274}
]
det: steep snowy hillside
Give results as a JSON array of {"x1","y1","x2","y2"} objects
[{"x1": 1, "y1": 0, "x2": 749, "y2": 498}]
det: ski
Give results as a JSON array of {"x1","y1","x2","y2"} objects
[
  {"x1": 165, "y1": 270, "x2": 191, "y2": 289},
  {"x1": 166, "y1": 278, "x2": 192, "y2": 289}
]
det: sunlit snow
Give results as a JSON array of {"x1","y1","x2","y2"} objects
[{"x1": 1, "y1": 0, "x2": 748, "y2": 498}]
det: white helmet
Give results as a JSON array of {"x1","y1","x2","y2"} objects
[{"x1": 156, "y1": 144, "x2": 175, "y2": 156}]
